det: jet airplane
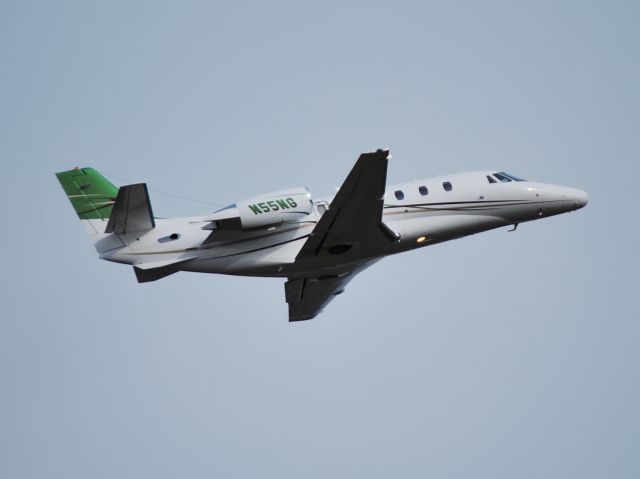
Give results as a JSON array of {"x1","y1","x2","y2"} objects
[{"x1": 56, "y1": 150, "x2": 588, "y2": 321}]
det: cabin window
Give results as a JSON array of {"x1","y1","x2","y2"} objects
[
  {"x1": 419, "y1": 185, "x2": 428, "y2": 196},
  {"x1": 487, "y1": 175, "x2": 497, "y2": 184},
  {"x1": 395, "y1": 190, "x2": 404, "y2": 200},
  {"x1": 442, "y1": 181, "x2": 453, "y2": 192},
  {"x1": 493, "y1": 173, "x2": 512, "y2": 183}
]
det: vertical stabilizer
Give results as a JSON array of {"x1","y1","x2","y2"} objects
[
  {"x1": 55, "y1": 167, "x2": 124, "y2": 252},
  {"x1": 56, "y1": 167, "x2": 118, "y2": 220}
]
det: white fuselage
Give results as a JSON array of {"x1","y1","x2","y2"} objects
[{"x1": 96, "y1": 170, "x2": 588, "y2": 278}]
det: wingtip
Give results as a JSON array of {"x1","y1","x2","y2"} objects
[
  {"x1": 374, "y1": 148, "x2": 390, "y2": 160},
  {"x1": 289, "y1": 311, "x2": 319, "y2": 322}
]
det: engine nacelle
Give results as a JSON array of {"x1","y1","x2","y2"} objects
[{"x1": 236, "y1": 187, "x2": 313, "y2": 229}]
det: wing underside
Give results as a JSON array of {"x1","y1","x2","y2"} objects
[
  {"x1": 285, "y1": 149, "x2": 396, "y2": 321},
  {"x1": 295, "y1": 149, "x2": 396, "y2": 261},
  {"x1": 285, "y1": 261, "x2": 377, "y2": 321},
  {"x1": 285, "y1": 276, "x2": 348, "y2": 322}
]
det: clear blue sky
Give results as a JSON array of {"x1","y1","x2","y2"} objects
[{"x1": 1, "y1": 1, "x2": 639, "y2": 477}]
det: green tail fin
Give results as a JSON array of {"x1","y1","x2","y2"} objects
[{"x1": 55, "y1": 167, "x2": 119, "y2": 220}]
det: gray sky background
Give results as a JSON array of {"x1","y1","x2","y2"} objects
[{"x1": 1, "y1": 1, "x2": 639, "y2": 477}]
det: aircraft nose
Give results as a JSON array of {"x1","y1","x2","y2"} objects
[{"x1": 568, "y1": 188, "x2": 589, "y2": 210}]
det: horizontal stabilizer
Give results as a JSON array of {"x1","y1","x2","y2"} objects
[
  {"x1": 133, "y1": 256, "x2": 196, "y2": 283},
  {"x1": 106, "y1": 183, "x2": 155, "y2": 234}
]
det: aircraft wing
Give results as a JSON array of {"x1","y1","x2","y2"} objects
[
  {"x1": 285, "y1": 149, "x2": 396, "y2": 321},
  {"x1": 285, "y1": 261, "x2": 377, "y2": 321},
  {"x1": 295, "y1": 149, "x2": 398, "y2": 261}
]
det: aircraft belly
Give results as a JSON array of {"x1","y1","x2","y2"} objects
[
  {"x1": 182, "y1": 233, "x2": 307, "y2": 277},
  {"x1": 187, "y1": 213, "x2": 511, "y2": 277},
  {"x1": 387, "y1": 213, "x2": 509, "y2": 250}
]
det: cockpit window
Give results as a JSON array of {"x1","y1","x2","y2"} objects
[
  {"x1": 487, "y1": 175, "x2": 497, "y2": 184},
  {"x1": 493, "y1": 172, "x2": 525, "y2": 182},
  {"x1": 493, "y1": 173, "x2": 512, "y2": 183},
  {"x1": 500, "y1": 172, "x2": 526, "y2": 181}
]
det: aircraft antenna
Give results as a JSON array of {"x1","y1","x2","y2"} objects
[{"x1": 101, "y1": 171, "x2": 225, "y2": 207}]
